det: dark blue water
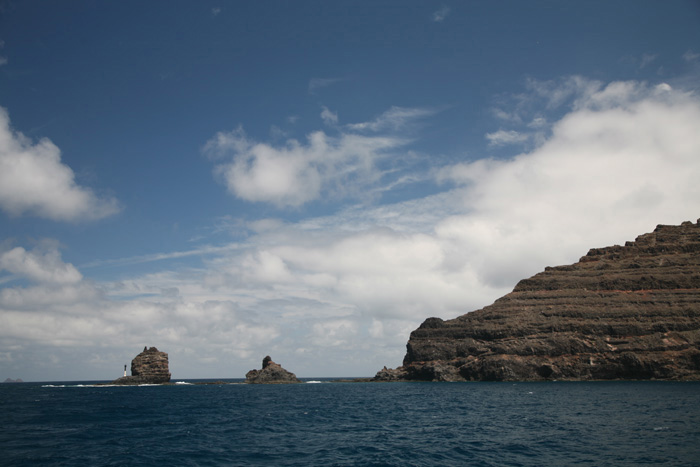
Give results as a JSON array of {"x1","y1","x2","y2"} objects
[{"x1": 1, "y1": 380, "x2": 699, "y2": 466}]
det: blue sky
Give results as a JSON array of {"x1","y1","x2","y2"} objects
[{"x1": 1, "y1": 1, "x2": 700, "y2": 381}]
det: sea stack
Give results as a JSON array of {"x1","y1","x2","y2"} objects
[
  {"x1": 112, "y1": 346, "x2": 171, "y2": 385},
  {"x1": 245, "y1": 356, "x2": 301, "y2": 384},
  {"x1": 375, "y1": 220, "x2": 700, "y2": 382}
]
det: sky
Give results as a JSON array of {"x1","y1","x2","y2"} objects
[{"x1": 1, "y1": 1, "x2": 700, "y2": 381}]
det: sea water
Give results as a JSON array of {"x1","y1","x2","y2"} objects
[{"x1": 1, "y1": 380, "x2": 699, "y2": 466}]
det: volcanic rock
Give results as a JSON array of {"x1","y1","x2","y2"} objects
[
  {"x1": 245, "y1": 356, "x2": 301, "y2": 384},
  {"x1": 112, "y1": 346, "x2": 171, "y2": 385},
  {"x1": 375, "y1": 220, "x2": 700, "y2": 382}
]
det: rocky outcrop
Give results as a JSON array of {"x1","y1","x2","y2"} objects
[
  {"x1": 245, "y1": 356, "x2": 301, "y2": 384},
  {"x1": 3, "y1": 378, "x2": 23, "y2": 383},
  {"x1": 112, "y1": 346, "x2": 171, "y2": 385},
  {"x1": 375, "y1": 220, "x2": 700, "y2": 382}
]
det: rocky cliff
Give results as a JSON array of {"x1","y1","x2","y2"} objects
[
  {"x1": 112, "y1": 346, "x2": 171, "y2": 385},
  {"x1": 245, "y1": 356, "x2": 301, "y2": 384},
  {"x1": 375, "y1": 220, "x2": 700, "y2": 382}
]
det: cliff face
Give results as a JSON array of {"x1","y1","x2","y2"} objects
[
  {"x1": 376, "y1": 220, "x2": 700, "y2": 382},
  {"x1": 246, "y1": 356, "x2": 301, "y2": 384},
  {"x1": 112, "y1": 347, "x2": 171, "y2": 385}
]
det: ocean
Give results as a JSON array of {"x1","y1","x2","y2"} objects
[{"x1": 1, "y1": 380, "x2": 699, "y2": 466}]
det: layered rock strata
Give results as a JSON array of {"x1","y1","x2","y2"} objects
[
  {"x1": 245, "y1": 356, "x2": 301, "y2": 384},
  {"x1": 375, "y1": 220, "x2": 700, "y2": 381},
  {"x1": 112, "y1": 347, "x2": 171, "y2": 385}
]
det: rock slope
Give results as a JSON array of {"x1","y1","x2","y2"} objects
[
  {"x1": 112, "y1": 346, "x2": 171, "y2": 385},
  {"x1": 375, "y1": 220, "x2": 700, "y2": 381},
  {"x1": 245, "y1": 356, "x2": 301, "y2": 384}
]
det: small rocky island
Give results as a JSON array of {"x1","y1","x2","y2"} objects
[
  {"x1": 245, "y1": 356, "x2": 301, "y2": 384},
  {"x1": 375, "y1": 220, "x2": 700, "y2": 382},
  {"x1": 3, "y1": 378, "x2": 23, "y2": 383},
  {"x1": 112, "y1": 346, "x2": 171, "y2": 385}
]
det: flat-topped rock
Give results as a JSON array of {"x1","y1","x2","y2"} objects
[
  {"x1": 245, "y1": 356, "x2": 301, "y2": 384},
  {"x1": 112, "y1": 346, "x2": 171, "y2": 385},
  {"x1": 375, "y1": 220, "x2": 700, "y2": 382}
]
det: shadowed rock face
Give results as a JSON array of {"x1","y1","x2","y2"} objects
[
  {"x1": 112, "y1": 347, "x2": 171, "y2": 385},
  {"x1": 376, "y1": 220, "x2": 700, "y2": 382},
  {"x1": 245, "y1": 356, "x2": 301, "y2": 384}
]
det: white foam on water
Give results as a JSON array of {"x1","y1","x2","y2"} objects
[
  {"x1": 175, "y1": 381, "x2": 193, "y2": 385},
  {"x1": 305, "y1": 381, "x2": 323, "y2": 384}
]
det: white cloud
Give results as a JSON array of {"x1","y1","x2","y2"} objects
[
  {"x1": 203, "y1": 115, "x2": 418, "y2": 207},
  {"x1": 432, "y1": 6, "x2": 451, "y2": 22},
  {"x1": 439, "y1": 80, "x2": 700, "y2": 287},
  {"x1": 320, "y1": 106, "x2": 338, "y2": 125},
  {"x1": 346, "y1": 106, "x2": 436, "y2": 132},
  {"x1": 0, "y1": 107, "x2": 120, "y2": 221},
  {"x1": 0, "y1": 242, "x2": 82, "y2": 284},
  {"x1": 485, "y1": 129, "x2": 529, "y2": 146}
]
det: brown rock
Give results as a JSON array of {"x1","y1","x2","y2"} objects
[
  {"x1": 112, "y1": 346, "x2": 171, "y2": 385},
  {"x1": 375, "y1": 220, "x2": 700, "y2": 382},
  {"x1": 245, "y1": 356, "x2": 301, "y2": 384}
]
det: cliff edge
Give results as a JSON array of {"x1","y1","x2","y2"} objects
[
  {"x1": 112, "y1": 346, "x2": 171, "y2": 385},
  {"x1": 375, "y1": 220, "x2": 700, "y2": 381}
]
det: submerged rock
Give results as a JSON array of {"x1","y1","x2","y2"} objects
[
  {"x1": 245, "y1": 356, "x2": 301, "y2": 384},
  {"x1": 375, "y1": 220, "x2": 700, "y2": 382},
  {"x1": 112, "y1": 346, "x2": 171, "y2": 385}
]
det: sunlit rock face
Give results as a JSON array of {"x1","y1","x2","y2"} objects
[
  {"x1": 376, "y1": 220, "x2": 700, "y2": 382},
  {"x1": 112, "y1": 347, "x2": 171, "y2": 385}
]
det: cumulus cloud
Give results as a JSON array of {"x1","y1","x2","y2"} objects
[
  {"x1": 0, "y1": 242, "x2": 82, "y2": 284},
  {"x1": 0, "y1": 107, "x2": 120, "y2": 221},
  {"x1": 202, "y1": 107, "x2": 435, "y2": 208},
  {"x1": 439, "y1": 80, "x2": 700, "y2": 286}
]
